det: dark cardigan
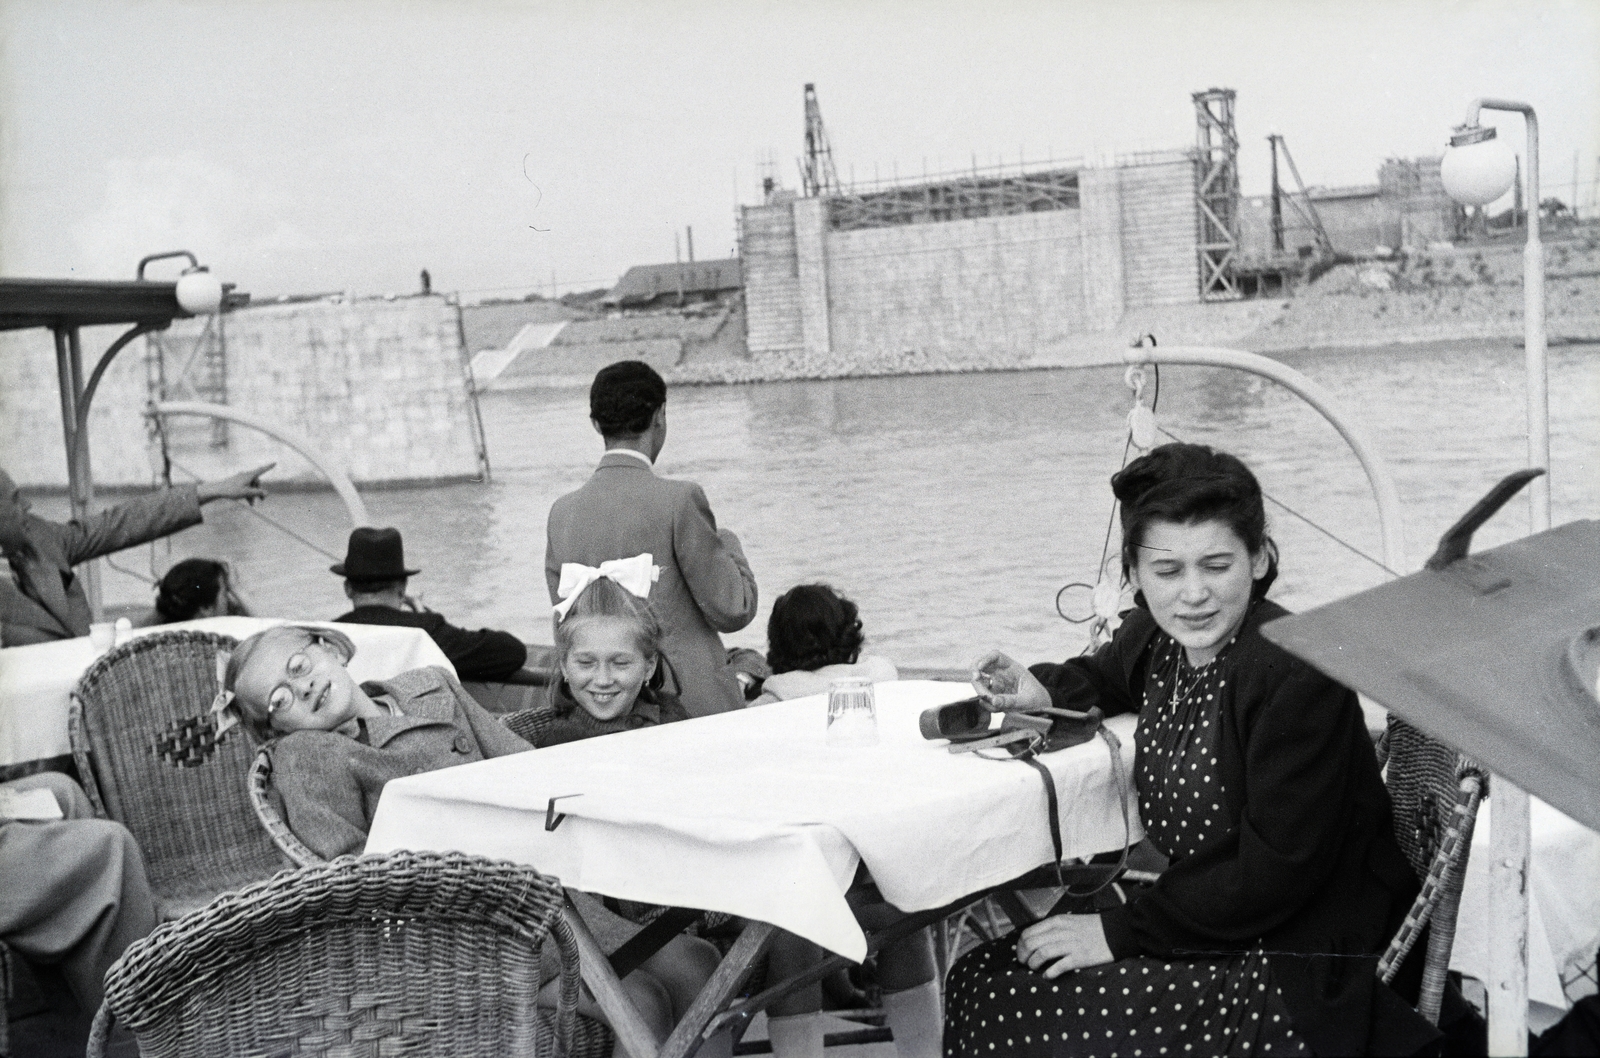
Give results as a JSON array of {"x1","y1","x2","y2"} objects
[{"x1": 1031, "y1": 601, "x2": 1438, "y2": 1056}]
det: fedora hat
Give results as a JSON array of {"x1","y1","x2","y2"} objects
[{"x1": 331, "y1": 527, "x2": 420, "y2": 581}]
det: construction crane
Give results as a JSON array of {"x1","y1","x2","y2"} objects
[
  {"x1": 1267, "y1": 133, "x2": 1334, "y2": 258},
  {"x1": 800, "y1": 83, "x2": 841, "y2": 198}
]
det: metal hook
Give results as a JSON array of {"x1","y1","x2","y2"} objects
[
  {"x1": 545, "y1": 793, "x2": 584, "y2": 831},
  {"x1": 1123, "y1": 365, "x2": 1147, "y2": 398}
]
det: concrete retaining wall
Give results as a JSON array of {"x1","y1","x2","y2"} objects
[
  {"x1": 0, "y1": 296, "x2": 483, "y2": 489},
  {"x1": 1117, "y1": 158, "x2": 1200, "y2": 306},
  {"x1": 826, "y1": 208, "x2": 1087, "y2": 359},
  {"x1": 739, "y1": 154, "x2": 1200, "y2": 370},
  {"x1": 742, "y1": 203, "x2": 804, "y2": 354}
]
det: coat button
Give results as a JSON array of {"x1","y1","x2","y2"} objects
[{"x1": 453, "y1": 735, "x2": 473, "y2": 754}]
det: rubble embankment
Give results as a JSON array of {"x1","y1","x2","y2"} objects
[{"x1": 498, "y1": 233, "x2": 1600, "y2": 389}]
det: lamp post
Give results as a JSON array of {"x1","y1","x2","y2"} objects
[{"x1": 1441, "y1": 98, "x2": 1544, "y2": 1058}]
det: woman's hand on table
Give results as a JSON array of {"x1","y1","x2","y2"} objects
[
  {"x1": 970, "y1": 650, "x2": 1051, "y2": 713},
  {"x1": 1016, "y1": 914, "x2": 1114, "y2": 978}
]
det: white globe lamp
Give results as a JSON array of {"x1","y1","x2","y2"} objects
[
  {"x1": 1441, "y1": 124, "x2": 1517, "y2": 206},
  {"x1": 175, "y1": 266, "x2": 224, "y2": 314}
]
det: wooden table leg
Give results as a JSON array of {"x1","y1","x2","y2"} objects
[
  {"x1": 659, "y1": 921, "x2": 778, "y2": 1058},
  {"x1": 564, "y1": 895, "x2": 665, "y2": 1058}
]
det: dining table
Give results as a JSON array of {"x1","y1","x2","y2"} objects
[
  {"x1": 364, "y1": 680, "x2": 1142, "y2": 1058},
  {"x1": 0, "y1": 615, "x2": 453, "y2": 778}
]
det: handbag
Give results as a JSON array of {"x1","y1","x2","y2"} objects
[{"x1": 920, "y1": 698, "x2": 1130, "y2": 894}]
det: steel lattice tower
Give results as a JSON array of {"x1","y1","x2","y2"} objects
[
  {"x1": 801, "y1": 83, "x2": 841, "y2": 198},
  {"x1": 1193, "y1": 88, "x2": 1242, "y2": 299}
]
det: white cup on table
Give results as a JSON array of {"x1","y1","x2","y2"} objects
[
  {"x1": 88, "y1": 622, "x2": 116, "y2": 653},
  {"x1": 826, "y1": 676, "x2": 879, "y2": 747}
]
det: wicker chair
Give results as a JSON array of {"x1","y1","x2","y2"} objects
[
  {"x1": 69, "y1": 630, "x2": 290, "y2": 918},
  {"x1": 247, "y1": 750, "x2": 615, "y2": 1057},
  {"x1": 1375, "y1": 715, "x2": 1488, "y2": 1024},
  {"x1": 1, "y1": 940, "x2": 10, "y2": 1058},
  {"x1": 85, "y1": 851, "x2": 584, "y2": 1058}
]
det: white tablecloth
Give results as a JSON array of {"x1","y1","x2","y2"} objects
[
  {"x1": 1452, "y1": 795, "x2": 1600, "y2": 1031},
  {"x1": 365, "y1": 681, "x2": 1141, "y2": 960},
  {"x1": 0, "y1": 616, "x2": 453, "y2": 768}
]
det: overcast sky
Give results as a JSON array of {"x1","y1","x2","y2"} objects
[{"x1": 2, "y1": 0, "x2": 1596, "y2": 300}]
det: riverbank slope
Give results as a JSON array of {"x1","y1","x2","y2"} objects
[{"x1": 656, "y1": 233, "x2": 1600, "y2": 385}]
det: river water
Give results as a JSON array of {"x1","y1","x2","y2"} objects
[{"x1": 82, "y1": 339, "x2": 1597, "y2": 669}]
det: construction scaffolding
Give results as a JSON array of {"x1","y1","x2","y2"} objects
[
  {"x1": 827, "y1": 166, "x2": 1081, "y2": 232},
  {"x1": 1193, "y1": 87, "x2": 1242, "y2": 300}
]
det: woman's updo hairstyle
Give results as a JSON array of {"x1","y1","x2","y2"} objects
[
  {"x1": 223, "y1": 624, "x2": 358, "y2": 743},
  {"x1": 589, "y1": 360, "x2": 667, "y2": 438},
  {"x1": 1111, "y1": 442, "x2": 1278, "y2": 602},
  {"x1": 554, "y1": 576, "x2": 665, "y2": 663},
  {"x1": 156, "y1": 558, "x2": 228, "y2": 622},
  {"x1": 765, "y1": 583, "x2": 866, "y2": 675}
]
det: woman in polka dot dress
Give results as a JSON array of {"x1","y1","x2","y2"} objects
[{"x1": 949, "y1": 444, "x2": 1435, "y2": 1057}]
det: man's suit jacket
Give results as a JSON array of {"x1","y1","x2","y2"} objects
[
  {"x1": 1, "y1": 486, "x2": 203, "y2": 645},
  {"x1": 545, "y1": 451, "x2": 758, "y2": 716}
]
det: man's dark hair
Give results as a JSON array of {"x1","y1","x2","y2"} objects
[
  {"x1": 590, "y1": 361, "x2": 667, "y2": 437},
  {"x1": 347, "y1": 577, "x2": 407, "y2": 595}
]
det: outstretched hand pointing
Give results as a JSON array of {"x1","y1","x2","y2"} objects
[{"x1": 197, "y1": 463, "x2": 275, "y2": 505}]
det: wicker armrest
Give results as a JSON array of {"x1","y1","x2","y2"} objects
[
  {"x1": 1377, "y1": 770, "x2": 1485, "y2": 1023},
  {"x1": 248, "y1": 749, "x2": 326, "y2": 869}
]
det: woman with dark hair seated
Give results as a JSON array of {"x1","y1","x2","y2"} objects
[
  {"x1": 135, "y1": 557, "x2": 249, "y2": 626},
  {"x1": 752, "y1": 583, "x2": 897, "y2": 705},
  {"x1": 945, "y1": 442, "x2": 1435, "y2": 1057}
]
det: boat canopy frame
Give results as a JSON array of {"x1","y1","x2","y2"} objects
[{"x1": 0, "y1": 275, "x2": 369, "y2": 618}]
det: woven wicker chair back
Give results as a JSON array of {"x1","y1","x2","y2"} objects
[
  {"x1": 69, "y1": 630, "x2": 288, "y2": 909},
  {"x1": 1384, "y1": 715, "x2": 1466, "y2": 880},
  {"x1": 94, "y1": 851, "x2": 585, "y2": 1058}
]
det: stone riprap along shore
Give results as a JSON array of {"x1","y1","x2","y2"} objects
[{"x1": 595, "y1": 235, "x2": 1600, "y2": 388}]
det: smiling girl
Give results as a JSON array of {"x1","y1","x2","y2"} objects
[{"x1": 513, "y1": 572, "x2": 691, "y2": 745}]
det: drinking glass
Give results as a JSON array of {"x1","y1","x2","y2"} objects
[
  {"x1": 89, "y1": 622, "x2": 116, "y2": 653},
  {"x1": 826, "y1": 676, "x2": 879, "y2": 747}
]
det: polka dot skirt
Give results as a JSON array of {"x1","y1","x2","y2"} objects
[
  {"x1": 943, "y1": 633, "x2": 1309, "y2": 1056},
  {"x1": 943, "y1": 944, "x2": 1308, "y2": 1058}
]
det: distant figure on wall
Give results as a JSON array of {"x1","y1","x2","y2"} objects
[
  {"x1": 545, "y1": 361, "x2": 759, "y2": 716},
  {"x1": 0, "y1": 463, "x2": 272, "y2": 647},
  {"x1": 332, "y1": 526, "x2": 528, "y2": 683},
  {"x1": 419, "y1": 268, "x2": 432, "y2": 295}
]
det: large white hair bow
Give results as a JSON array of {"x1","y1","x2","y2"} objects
[{"x1": 553, "y1": 553, "x2": 660, "y2": 620}]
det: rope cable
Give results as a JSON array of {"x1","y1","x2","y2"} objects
[
  {"x1": 165, "y1": 457, "x2": 344, "y2": 564},
  {"x1": 1153, "y1": 424, "x2": 1400, "y2": 578},
  {"x1": 103, "y1": 554, "x2": 156, "y2": 586},
  {"x1": 1059, "y1": 360, "x2": 1160, "y2": 645}
]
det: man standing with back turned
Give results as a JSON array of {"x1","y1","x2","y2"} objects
[{"x1": 545, "y1": 361, "x2": 758, "y2": 716}]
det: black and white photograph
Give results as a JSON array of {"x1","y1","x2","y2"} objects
[{"x1": 1, "y1": 2, "x2": 1596, "y2": 1055}]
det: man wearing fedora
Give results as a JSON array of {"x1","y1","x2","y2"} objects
[{"x1": 332, "y1": 526, "x2": 527, "y2": 683}]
